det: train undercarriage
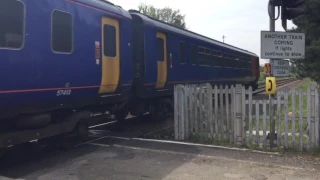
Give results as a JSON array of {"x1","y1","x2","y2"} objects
[{"x1": 0, "y1": 95, "x2": 175, "y2": 157}]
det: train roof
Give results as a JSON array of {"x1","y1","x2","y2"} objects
[
  {"x1": 79, "y1": 0, "x2": 132, "y2": 19},
  {"x1": 129, "y1": 10, "x2": 257, "y2": 57}
]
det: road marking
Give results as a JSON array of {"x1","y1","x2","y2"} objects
[
  {"x1": 90, "y1": 130, "x2": 112, "y2": 133},
  {"x1": 89, "y1": 121, "x2": 117, "y2": 128},
  {"x1": 105, "y1": 136, "x2": 131, "y2": 140},
  {"x1": 79, "y1": 134, "x2": 280, "y2": 156},
  {"x1": 75, "y1": 135, "x2": 130, "y2": 147},
  {"x1": 131, "y1": 138, "x2": 281, "y2": 156},
  {"x1": 88, "y1": 143, "x2": 110, "y2": 147},
  {"x1": 75, "y1": 136, "x2": 111, "y2": 147},
  {"x1": 111, "y1": 144, "x2": 311, "y2": 172}
]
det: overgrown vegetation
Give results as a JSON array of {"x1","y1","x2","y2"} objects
[
  {"x1": 137, "y1": 3, "x2": 187, "y2": 29},
  {"x1": 288, "y1": 0, "x2": 320, "y2": 82}
]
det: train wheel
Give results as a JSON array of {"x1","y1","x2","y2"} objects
[{"x1": 76, "y1": 122, "x2": 89, "y2": 142}]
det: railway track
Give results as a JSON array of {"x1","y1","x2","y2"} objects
[
  {"x1": 253, "y1": 77, "x2": 299, "y2": 94},
  {"x1": 91, "y1": 114, "x2": 174, "y2": 139}
]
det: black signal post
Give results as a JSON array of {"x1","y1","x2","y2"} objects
[
  {"x1": 267, "y1": 0, "x2": 306, "y2": 149},
  {"x1": 281, "y1": 0, "x2": 306, "y2": 31}
]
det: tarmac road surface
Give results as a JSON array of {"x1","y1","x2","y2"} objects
[{"x1": 1, "y1": 130, "x2": 320, "y2": 180}]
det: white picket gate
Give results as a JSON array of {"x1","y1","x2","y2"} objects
[{"x1": 174, "y1": 83, "x2": 320, "y2": 151}]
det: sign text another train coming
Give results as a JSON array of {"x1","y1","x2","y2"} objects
[{"x1": 261, "y1": 31, "x2": 305, "y2": 59}]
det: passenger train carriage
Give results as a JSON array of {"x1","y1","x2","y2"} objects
[
  {"x1": 127, "y1": 10, "x2": 259, "y2": 118},
  {"x1": 0, "y1": 0, "x2": 259, "y2": 151}
]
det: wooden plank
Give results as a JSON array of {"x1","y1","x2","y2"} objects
[
  {"x1": 219, "y1": 85, "x2": 225, "y2": 140},
  {"x1": 315, "y1": 85, "x2": 319, "y2": 146},
  {"x1": 174, "y1": 85, "x2": 179, "y2": 140},
  {"x1": 195, "y1": 85, "x2": 199, "y2": 134},
  {"x1": 189, "y1": 86, "x2": 194, "y2": 136},
  {"x1": 299, "y1": 89, "x2": 303, "y2": 151},
  {"x1": 225, "y1": 85, "x2": 230, "y2": 142},
  {"x1": 307, "y1": 86, "x2": 311, "y2": 150},
  {"x1": 192, "y1": 86, "x2": 197, "y2": 134},
  {"x1": 180, "y1": 86, "x2": 185, "y2": 140},
  {"x1": 277, "y1": 91, "x2": 281, "y2": 147},
  {"x1": 284, "y1": 89, "x2": 289, "y2": 148},
  {"x1": 203, "y1": 85, "x2": 208, "y2": 140},
  {"x1": 291, "y1": 88, "x2": 296, "y2": 147},
  {"x1": 232, "y1": 86, "x2": 237, "y2": 144},
  {"x1": 242, "y1": 86, "x2": 246, "y2": 143},
  {"x1": 214, "y1": 85, "x2": 219, "y2": 140},
  {"x1": 195, "y1": 87, "x2": 200, "y2": 135},
  {"x1": 248, "y1": 86, "x2": 253, "y2": 144},
  {"x1": 184, "y1": 86, "x2": 189, "y2": 140},
  {"x1": 263, "y1": 99, "x2": 267, "y2": 148},
  {"x1": 256, "y1": 101, "x2": 260, "y2": 145},
  {"x1": 207, "y1": 84, "x2": 213, "y2": 139},
  {"x1": 200, "y1": 86, "x2": 204, "y2": 139},
  {"x1": 310, "y1": 85, "x2": 315, "y2": 148}
]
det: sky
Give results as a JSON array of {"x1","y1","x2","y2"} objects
[{"x1": 110, "y1": 0, "x2": 296, "y2": 65}]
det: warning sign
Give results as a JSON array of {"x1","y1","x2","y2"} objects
[
  {"x1": 261, "y1": 31, "x2": 305, "y2": 59},
  {"x1": 272, "y1": 60, "x2": 289, "y2": 77}
]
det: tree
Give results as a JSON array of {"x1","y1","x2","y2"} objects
[
  {"x1": 288, "y1": 0, "x2": 320, "y2": 82},
  {"x1": 288, "y1": 63, "x2": 298, "y2": 75},
  {"x1": 137, "y1": 3, "x2": 187, "y2": 29}
]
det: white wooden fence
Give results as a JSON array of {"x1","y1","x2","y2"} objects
[{"x1": 174, "y1": 83, "x2": 320, "y2": 151}]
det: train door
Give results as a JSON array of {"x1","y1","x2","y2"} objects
[
  {"x1": 156, "y1": 32, "x2": 167, "y2": 89},
  {"x1": 99, "y1": 16, "x2": 120, "y2": 94}
]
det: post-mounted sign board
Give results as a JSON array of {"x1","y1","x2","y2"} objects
[{"x1": 261, "y1": 31, "x2": 305, "y2": 59}]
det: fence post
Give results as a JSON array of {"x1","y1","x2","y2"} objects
[
  {"x1": 310, "y1": 84, "x2": 316, "y2": 148},
  {"x1": 180, "y1": 86, "x2": 185, "y2": 141},
  {"x1": 315, "y1": 84, "x2": 319, "y2": 147},
  {"x1": 241, "y1": 85, "x2": 246, "y2": 144},
  {"x1": 235, "y1": 84, "x2": 244, "y2": 145},
  {"x1": 184, "y1": 85, "x2": 189, "y2": 140},
  {"x1": 207, "y1": 83, "x2": 213, "y2": 139},
  {"x1": 174, "y1": 85, "x2": 179, "y2": 140}
]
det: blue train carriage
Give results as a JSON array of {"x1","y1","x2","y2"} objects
[
  {"x1": 122, "y1": 10, "x2": 260, "y2": 120},
  {"x1": 0, "y1": 0, "x2": 133, "y2": 150}
]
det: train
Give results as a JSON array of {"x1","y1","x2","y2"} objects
[{"x1": 0, "y1": 0, "x2": 260, "y2": 151}]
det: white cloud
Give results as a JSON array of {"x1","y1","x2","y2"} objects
[{"x1": 111, "y1": 0, "x2": 296, "y2": 65}]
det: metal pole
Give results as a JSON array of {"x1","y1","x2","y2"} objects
[{"x1": 269, "y1": 2, "x2": 275, "y2": 149}]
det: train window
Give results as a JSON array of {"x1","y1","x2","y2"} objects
[
  {"x1": 212, "y1": 51, "x2": 218, "y2": 56},
  {"x1": 52, "y1": 10, "x2": 73, "y2": 53},
  {"x1": 205, "y1": 48, "x2": 211, "y2": 55},
  {"x1": 180, "y1": 42, "x2": 186, "y2": 64},
  {"x1": 0, "y1": 0, "x2": 25, "y2": 49},
  {"x1": 190, "y1": 45, "x2": 197, "y2": 65},
  {"x1": 157, "y1": 38, "x2": 164, "y2": 61},
  {"x1": 198, "y1": 47, "x2": 205, "y2": 53},
  {"x1": 199, "y1": 54, "x2": 211, "y2": 66},
  {"x1": 103, "y1": 24, "x2": 116, "y2": 57}
]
